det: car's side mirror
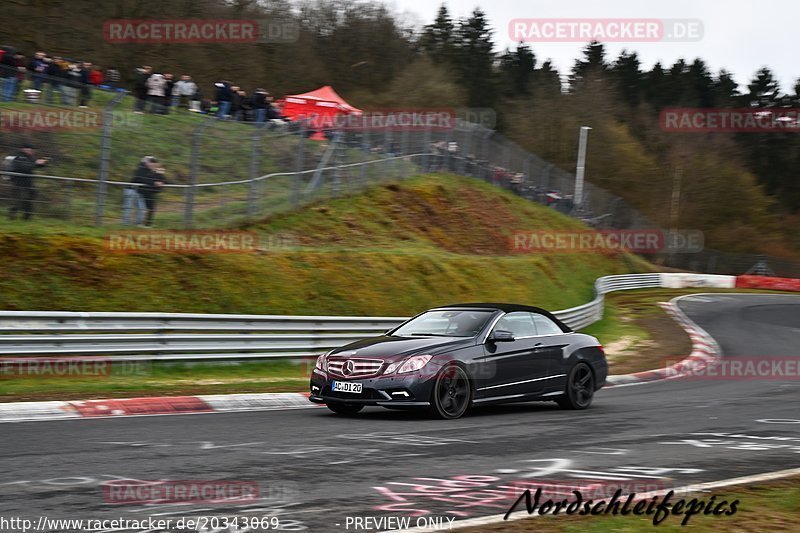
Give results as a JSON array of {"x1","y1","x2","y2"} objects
[{"x1": 489, "y1": 329, "x2": 515, "y2": 342}]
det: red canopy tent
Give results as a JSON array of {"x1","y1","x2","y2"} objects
[{"x1": 279, "y1": 86, "x2": 362, "y2": 139}]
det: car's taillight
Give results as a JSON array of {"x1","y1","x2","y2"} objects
[{"x1": 598, "y1": 345, "x2": 605, "y2": 355}]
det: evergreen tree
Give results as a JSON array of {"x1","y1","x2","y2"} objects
[
  {"x1": 454, "y1": 8, "x2": 496, "y2": 107},
  {"x1": 419, "y1": 4, "x2": 456, "y2": 65},
  {"x1": 611, "y1": 50, "x2": 643, "y2": 106},
  {"x1": 499, "y1": 43, "x2": 536, "y2": 96}
]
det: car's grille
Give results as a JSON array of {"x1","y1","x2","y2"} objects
[{"x1": 327, "y1": 357, "x2": 384, "y2": 379}]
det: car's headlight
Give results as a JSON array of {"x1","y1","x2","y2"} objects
[
  {"x1": 395, "y1": 355, "x2": 433, "y2": 374},
  {"x1": 315, "y1": 353, "x2": 328, "y2": 372}
]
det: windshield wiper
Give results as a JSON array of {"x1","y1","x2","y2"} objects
[{"x1": 407, "y1": 332, "x2": 452, "y2": 337}]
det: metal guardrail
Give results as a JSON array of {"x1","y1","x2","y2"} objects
[{"x1": 0, "y1": 273, "x2": 663, "y2": 361}]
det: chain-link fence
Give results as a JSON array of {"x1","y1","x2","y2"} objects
[{"x1": 1, "y1": 89, "x2": 798, "y2": 276}]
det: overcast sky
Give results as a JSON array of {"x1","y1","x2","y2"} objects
[{"x1": 388, "y1": 0, "x2": 798, "y2": 93}]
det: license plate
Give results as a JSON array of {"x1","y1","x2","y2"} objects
[{"x1": 331, "y1": 381, "x2": 363, "y2": 394}]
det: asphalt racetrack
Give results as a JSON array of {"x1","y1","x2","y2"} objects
[{"x1": 1, "y1": 293, "x2": 799, "y2": 532}]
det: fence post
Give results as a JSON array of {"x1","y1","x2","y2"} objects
[
  {"x1": 94, "y1": 92, "x2": 125, "y2": 226},
  {"x1": 422, "y1": 124, "x2": 432, "y2": 173},
  {"x1": 247, "y1": 124, "x2": 264, "y2": 217},
  {"x1": 383, "y1": 127, "x2": 393, "y2": 179},
  {"x1": 459, "y1": 125, "x2": 472, "y2": 175},
  {"x1": 400, "y1": 127, "x2": 410, "y2": 178},
  {"x1": 292, "y1": 121, "x2": 305, "y2": 206},
  {"x1": 184, "y1": 117, "x2": 214, "y2": 227},
  {"x1": 360, "y1": 127, "x2": 370, "y2": 187}
]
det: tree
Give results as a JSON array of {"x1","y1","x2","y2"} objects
[
  {"x1": 569, "y1": 40, "x2": 607, "y2": 90},
  {"x1": 712, "y1": 69, "x2": 741, "y2": 107},
  {"x1": 611, "y1": 50, "x2": 643, "y2": 107},
  {"x1": 419, "y1": 4, "x2": 456, "y2": 64},
  {"x1": 453, "y1": 8, "x2": 496, "y2": 107},
  {"x1": 499, "y1": 43, "x2": 536, "y2": 96},
  {"x1": 747, "y1": 67, "x2": 780, "y2": 107}
]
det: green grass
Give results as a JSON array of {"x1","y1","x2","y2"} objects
[{"x1": 0, "y1": 174, "x2": 650, "y2": 315}]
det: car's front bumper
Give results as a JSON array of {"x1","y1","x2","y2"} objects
[{"x1": 309, "y1": 368, "x2": 434, "y2": 407}]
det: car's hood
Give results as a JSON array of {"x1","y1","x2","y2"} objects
[{"x1": 329, "y1": 335, "x2": 475, "y2": 359}]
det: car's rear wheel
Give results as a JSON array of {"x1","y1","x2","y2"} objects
[
  {"x1": 429, "y1": 365, "x2": 471, "y2": 419},
  {"x1": 326, "y1": 403, "x2": 364, "y2": 416},
  {"x1": 556, "y1": 362, "x2": 595, "y2": 410}
]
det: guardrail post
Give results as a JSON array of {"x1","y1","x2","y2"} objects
[
  {"x1": 184, "y1": 117, "x2": 214, "y2": 227},
  {"x1": 94, "y1": 92, "x2": 125, "y2": 226}
]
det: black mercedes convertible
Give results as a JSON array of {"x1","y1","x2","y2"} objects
[{"x1": 309, "y1": 303, "x2": 607, "y2": 419}]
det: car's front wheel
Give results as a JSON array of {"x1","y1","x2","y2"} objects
[
  {"x1": 557, "y1": 362, "x2": 595, "y2": 410},
  {"x1": 326, "y1": 403, "x2": 364, "y2": 416},
  {"x1": 429, "y1": 365, "x2": 472, "y2": 419}
]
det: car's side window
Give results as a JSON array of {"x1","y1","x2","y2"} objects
[
  {"x1": 532, "y1": 313, "x2": 563, "y2": 336},
  {"x1": 494, "y1": 312, "x2": 537, "y2": 338}
]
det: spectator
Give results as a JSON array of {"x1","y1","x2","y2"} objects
[
  {"x1": 89, "y1": 65, "x2": 103, "y2": 86},
  {"x1": 45, "y1": 56, "x2": 65, "y2": 104},
  {"x1": 251, "y1": 88, "x2": 268, "y2": 123},
  {"x1": 122, "y1": 158, "x2": 148, "y2": 226},
  {"x1": 235, "y1": 89, "x2": 252, "y2": 121},
  {"x1": 27, "y1": 51, "x2": 47, "y2": 92},
  {"x1": 13, "y1": 52, "x2": 26, "y2": 100},
  {"x1": 63, "y1": 63, "x2": 81, "y2": 106},
  {"x1": 133, "y1": 66, "x2": 152, "y2": 114},
  {"x1": 146, "y1": 72, "x2": 167, "y2": 114},
  {"x1": 78, "y1": 62, "x2": 92, "y2": 107},
  {"x1": 106, "y1": 66, "x2": 120, "y2": 91},
  {"x1": 7, "y1": 144, "x2": 48, "y2": 221},
  {"x1": 1, "y1": 50, "x2": 20, "y2": 102},
  {"x1": 133, "y1": 156, "x2": 166, "y2": 228},
  {"x1": 214, "y1": 80, "x2": 233, "y2": 118},
  {"x1": 230, "y1": 85, "x2": 244, "y2": 120},
  {"x1": 173, "y1": 75, "x2": 197, "y2": 110},
  {"x1": 163, "y1": 73, "x2": 175, "y2": 114}
]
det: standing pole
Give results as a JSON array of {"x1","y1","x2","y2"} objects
[
  {"x1": 94, "y1": 92, "x2": 125, "y2": 226},
  {"x1": 574, "y1": 126, "x2": 591, "y2": 207}
]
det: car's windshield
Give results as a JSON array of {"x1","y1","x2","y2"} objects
[{"x1": 391, "y1": 310, "x2": 495, "y2": 338}]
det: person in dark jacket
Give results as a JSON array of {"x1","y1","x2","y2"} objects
[
  {"x1": 45, "y1": 57, "x2": 65, "y2": 104},
  {"x1": 214, "y1": 80, "x2": 233, "y2": 118},
  {"x1": 78, "y1": 62, "x2": 92, "y2": 107},
  {"x1": 251, "y1": 88, "x2": 268, "y2": 123},
  {"x1": 133, "y1": 66, "x2": 152, "y2": 113},
  {"x1": 27, "y1": 51, "x2": 47, "y2": 91},
  {"x1": 2, "y1": 52, "x2": 23, "y2": 102},
  {"x1": 132, "y1": 156, "x2": 165, "y2": 227},
  {"x1": 8, "y1": 145, "x2": 48, "y2": 221}
]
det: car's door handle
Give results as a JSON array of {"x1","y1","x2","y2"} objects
[{"x1": 533, "y1": 342, "x2": 544, "y2": 352}]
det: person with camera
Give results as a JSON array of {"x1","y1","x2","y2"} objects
[
  {"x1": 132, "y1": 156, "x2": 166, "y2": 228},
  {"x1": 7, "y1": 144, "x2": 48, "y2": 221}
]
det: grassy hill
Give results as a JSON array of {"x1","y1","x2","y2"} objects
[{"x1": 0, "y1": 174, "x2": 649, "y2": 315}]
